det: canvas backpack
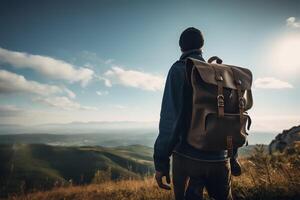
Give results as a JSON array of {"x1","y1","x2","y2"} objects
[{"x1": 185, "y1": 56, "x2": 253, "y2": 157}]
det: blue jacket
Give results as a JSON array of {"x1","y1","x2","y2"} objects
[{"x1": 153, "y1": 49, "x2": 228, "y2": 174}]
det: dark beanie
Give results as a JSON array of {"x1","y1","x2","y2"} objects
[{"x1": 179, "y1": 27, "x2": 204, "y2": 52}]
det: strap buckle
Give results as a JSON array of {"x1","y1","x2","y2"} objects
[
  {"x1": 217, "y1": 95, "x2": 225, "y2": 107},
  {"x1": 215, "y1": 75, "x2": 223, "y2": 81},
  {"x1": 239, "y1": 97, "x2": 246, "y2": 108},
  {"x1": 236, "y1": 79, "x2": 242, "y2": 85}
]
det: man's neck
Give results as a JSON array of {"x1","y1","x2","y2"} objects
[{"x1": 180, "y1": 49, "x2": 203, "y2": 60}]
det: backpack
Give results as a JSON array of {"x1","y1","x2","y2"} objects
[{"x1": 185, "y1": 56, "x2": 253, "y2": 157}]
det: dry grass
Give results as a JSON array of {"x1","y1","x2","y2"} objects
[
  {"x1": 232, "y1": 145, "x2": 300, "y2": 200},
  {"x1": 7, "y1": 179, "x2": 173, "y2": 200},
  {"x1": 7, "y1": 145, "x2": 300, "y2": 200}
]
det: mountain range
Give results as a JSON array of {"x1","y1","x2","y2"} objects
[
  {"x1": 0, "y1": 121, "x2": 276, "y2": 145},
  {"x1": 0, "y1": 121, "x2": 157, "y2": 135}
]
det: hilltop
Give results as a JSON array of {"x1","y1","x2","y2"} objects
[
  {"x1": 0, "y1": 143, "x2": 266, "y2": 198},
  {"x1": 7, "y1": 144, "x2": 300, "y2": 200}
]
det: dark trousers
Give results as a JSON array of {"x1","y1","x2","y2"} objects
[{"x1": 172, "y1": 152, "x2": 232, "y2": 200}]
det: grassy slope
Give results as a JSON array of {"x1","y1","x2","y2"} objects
[
  {"x1": 0, "y1": 144, "x2": 154, "y2": 197},
  {"x1": 7, "y1": 179, "x2": 173, "y2": 200},
  {"x1": 8, "y1": 169, "x2": 300, "y2": 200},
  {"x1": 2, "y1": 144, "x2": 290, "y2": 200}
]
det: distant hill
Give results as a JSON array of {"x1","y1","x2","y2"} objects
[
  {"x1": 0, "y1": 121, "x2": 157, "y2": 135},
  {"x1": 269, "y1": 125, "x2": 300, "y2": 153},
  {"x1": 0, "y1": 144, "x2": 154, "y2": 197},
  {"x1": 0, "y1": 121, "x2": 276, "y2": 146},
  {"x1": 0, "y1": 131, "x2": 275, "y2": 148},
  {"x1": 0, "y1": 132, "x2": 157, "y2": 147}
]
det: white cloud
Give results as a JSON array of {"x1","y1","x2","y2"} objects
[
  {"x1": 63, "y1": 88, "x2": 76, "y2": 99},
  {"x1": 103, "y1": 66, "x2": 164, "y2": 91},
  {"x1": 0, "y1": 105, "x2": 24, "y2": 117},
  {"x1": 34, "y1": 96, "x2": 98, "y2": 111},
  {"x1": 96, "y1": 90, "x2": 109, "y2": 96},
  {"x1": 286, "y1": 17, "x2": 300, "y2": 28},
  {"x1": 0, "y1": 47, "x2": 94, "y2": 86},
  {"x1": 103, "y1": 78, "x2": 113, "y2": 87},
  {"x1": 254, "y1": 77, "x2": 293, "y2": 89},
  {"x1": 0, "y1": 69, "x2": 75, "y2": 97}
]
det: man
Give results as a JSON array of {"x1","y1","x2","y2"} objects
[{"x1": 154, "y1": 27, "x2": 240, "y2": 200}]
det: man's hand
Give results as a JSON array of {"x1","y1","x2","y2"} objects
[{"x1": 155, "y1": 171, "x2": 171, "y2": 190}]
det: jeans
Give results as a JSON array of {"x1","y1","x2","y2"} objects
[{"x1": 172, "y1": 152, "x2": 232, "y2": 200}]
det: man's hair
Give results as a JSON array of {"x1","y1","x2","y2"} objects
[{"x1": 179, "y1": 27, "x2": 204, "y2": 52}]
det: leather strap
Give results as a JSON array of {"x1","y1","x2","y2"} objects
[
  {"x1": 231, "y1": 68, "x2": 245, "y2": 124},
  {"x1": 216, "y1": 80, "x2": 224, "y2": 117},
  {"x1": 236, "y1": 83, "x2": 245, "y2": 124},
  {"x1": 227, "y1": 136, "x2": 233, "y2": 158},
  {"x1": 211, "y1": 65, "x2": 224, "y2": 117},
  {"x1": 208, "y1": 56, "x2": 224, "y2": 117}
]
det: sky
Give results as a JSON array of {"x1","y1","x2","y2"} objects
[{"x1": 0, "y1": 0, "x2": 299, "y2": 133}]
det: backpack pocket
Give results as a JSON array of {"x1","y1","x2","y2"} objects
[
  {"x1": 203, "y1": 112, "x2": 249, "y2": 150},
  {"x1": 187, "y1": 111, "x2": 250, "y2": 151}
]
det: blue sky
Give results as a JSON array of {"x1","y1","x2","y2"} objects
[{"x1": 0, "y1": 0, "x2": 299, "y2": 133}]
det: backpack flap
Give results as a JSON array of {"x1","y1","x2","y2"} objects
[
  {"x1": 186, "y1": 58, "x2": 253, "y2": 110},
  {"x1": 186, "y1": 58, "x2": 252, "y2": 90}
]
